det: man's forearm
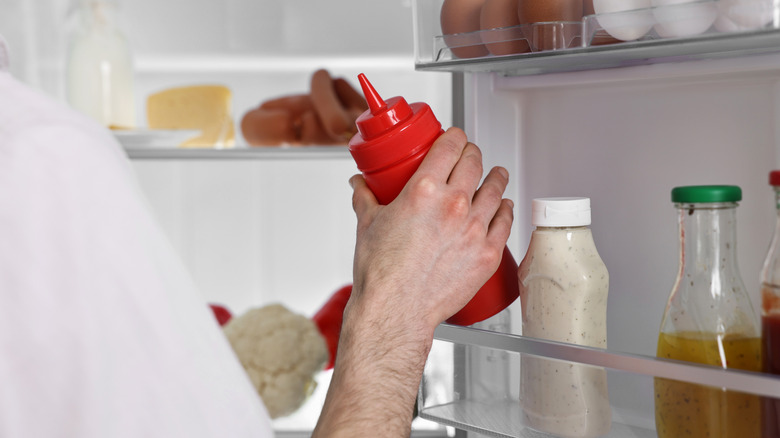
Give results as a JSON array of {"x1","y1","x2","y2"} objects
[{"x1": 313, "y1": 297, "x2": 434, "y2": 436}]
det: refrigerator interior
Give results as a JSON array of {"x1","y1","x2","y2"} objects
[
  {"x1": 125, "y1": 2, "x2": 454, "y2": 433},
  {"x1": 420, "y1": 64, "x2": 780, "y2": 436},
  {"x1": 467, "y1": 65, "x2": 780, "y2": 356},
  {"x1": 2, "y1": 0, "x2": 452, "y2": 434},
  {"x1": 9, "y1": 0, "x2": 780, "y2": 435},
  {"x1": 412, "y1": 0, "x2": 780, "y2": 432}
]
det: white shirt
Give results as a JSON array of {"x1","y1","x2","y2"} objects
[{"x1": 0, "y1": 37, "x2": 273, "y2": 437}]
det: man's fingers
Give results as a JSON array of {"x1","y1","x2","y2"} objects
[
  {"x1": 472, "y1": 166, "x2": 510, "y2": 228},
  {"x1": 486, "y1": 198, "x2": 514, "y2": 249},
  {"x1": 350, "y1": 174, "x2": 378, "y2": 221},
  {"x1": 446, "y1": 142, "x2": 483, "y2": 196},
  {"x1": 414, "y1": 127, "x2": 468, "y2": 184}
]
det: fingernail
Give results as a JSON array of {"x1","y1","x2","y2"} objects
[
  {"x1": 349, "y1": 176, "x2": 355, "y2": 188},
  {"x1": 498, "y1": 167, "x2": 509, "y2": 179},
  {"x1": 506, "y1": 199, "x2": 514, "y2": 209}
]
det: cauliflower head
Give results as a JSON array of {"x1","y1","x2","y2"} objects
[{"x1": 223, "y1": 303, "x2": 328, "y2": 418}]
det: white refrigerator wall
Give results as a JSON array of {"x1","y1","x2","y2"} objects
[{"x1": 464, "y1": 63, "x2": 780, "y2": 424}]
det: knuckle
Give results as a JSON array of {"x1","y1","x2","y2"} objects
[
  {"x1": 464, "y1": 149, "x2": 483, "y2": 173},
  {"x1": 351, "y1": 192, "x2": 360, "y2": 212},
  {"x1": 436, "y1": 132, "x2": 467, "y2": 156},
  {"x1": 409, "y1": 175, "x2": 438, "y2": 200},
  {"x1": 446, "y1": 191, "x2": 471, "y2": 218},
  {"x1": 465, "y1": 142, "x2": 482, "y2": 160},
  {"x1": 465, "y1": 218, "x2": 484, "y2": 239},
  {"x1": 443, "y1": 127, "x2": 468, "y2": 145},
  {"x1": 478, "y1": 244, "x2": 503, "y2": 268},
  {"x1": 482, "y1": 178, "x2": 505, "y2": 201},
  {"x1": 442, "y1": 139, "x2": 462, "y2": 157}
]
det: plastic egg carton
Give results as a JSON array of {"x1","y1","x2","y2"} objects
[
  {"x1": 432, "y1": 21, "x2": 583, "y2": 60},
  {"x1": 413, "y1": 0, "x2": 779, "y2": 65},
  {"x1": 583, "y1": 0, "x2": 776, "y2": 47}
]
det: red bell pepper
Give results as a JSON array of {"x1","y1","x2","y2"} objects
[
  {"x1": 312, "y1": 284, "x2": 352, "y2": 370},
  {"x1": 209, "y1": 303, "x2": 233, "y2": 326}
]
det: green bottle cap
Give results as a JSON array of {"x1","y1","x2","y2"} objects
[{"x1": 671, "y1": 185, "x2": 742, "y2": 203}]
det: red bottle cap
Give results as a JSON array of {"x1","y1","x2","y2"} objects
[
  {"x1": 349, "y1": 74, "x2": 442, "y2": 176},
  {"x1": 770, "y1": 170, "x2": 780, "y2": 186},
  {"x1": 356, "y1": 74, "x2": 414, "y2": 140}
]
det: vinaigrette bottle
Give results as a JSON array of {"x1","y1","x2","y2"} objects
[{"x1": 655, "y1": 185, "x2": 761, "y2": 438}]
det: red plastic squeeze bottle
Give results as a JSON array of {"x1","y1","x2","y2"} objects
[{"x1": 348, "y1": 73, "x2": 519, "y2": 326}]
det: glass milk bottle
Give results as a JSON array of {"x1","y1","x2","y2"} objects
[
  {"x1": 518, "y1": 197, "x2": 611, "y2": 438},
  {"x1": 655, "y1": 185, "x2": 761, "y2": 438},
  {"x1": 761, "y1": 171, "x2": 780, "y2": 438},
  {"x1": 66, "y1": 0, "x2": 135, "y2": 128}
]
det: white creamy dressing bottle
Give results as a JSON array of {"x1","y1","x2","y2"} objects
[
  {"x1": 66, "y1": 0, "x2": 135, "y2": 128},
  {"x1": 517, "y1": 197, "x2": 611, "y2": 438}
]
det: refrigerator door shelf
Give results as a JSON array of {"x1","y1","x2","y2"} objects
[
  {"x1": 420, "y1": 324, "x2": 780, "y2": 437},
  {"x1": 414, "y1": 0, "x2": 780, "y2": 76}
]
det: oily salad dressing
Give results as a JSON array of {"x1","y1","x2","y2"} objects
[
  {"x1": 654, "y1": 331, "x2": 761, "y2": 438},
  {"x1": 655, "y1": 186, "x2": 760, "y2": 438}
]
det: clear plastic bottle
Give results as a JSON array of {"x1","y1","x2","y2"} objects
[
  {"x1": 761, "y1": 171, "x2": 780, "y2": 438},
  {"x1": 66, "y1": 0, "x2": 135, "y2": 128},
  {"x1": 655, "y1": 185, "x2": 761, "y2": 438},
  {"x1": 518, "y1": 197, "x2": 611, "y2": 438}
]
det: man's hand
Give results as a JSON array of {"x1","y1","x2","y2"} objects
[
  {"x1": 313, "y1": 127, "x2": 513, "y2": 437},
  {"x1": 350, "y1": 127, "x2": 513, "y2": 331}
]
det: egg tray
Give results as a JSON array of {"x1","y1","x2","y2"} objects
[
  {"x1": 435, "y1": 21, "x2": 583, "y2": 59},
  {"x1": 425, "y1": 0, "x2": 779, "y2": 63}
]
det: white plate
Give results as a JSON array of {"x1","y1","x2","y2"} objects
[{"x1": 113, "y1": 129, "x2": 200, "y2": 148}]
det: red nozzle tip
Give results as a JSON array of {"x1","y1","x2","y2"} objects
[{"x1": 358, "y1": 73, "x2": 387, "y2": 115}]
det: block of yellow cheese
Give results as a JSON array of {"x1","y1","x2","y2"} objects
[{"x1": 146, "y1": 85, "x2": 235, "y2": 148}]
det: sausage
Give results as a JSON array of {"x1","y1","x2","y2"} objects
[
  {"x1": 259, "y1": 94, "x2": 315, "y2": 143},
  {"x1": 300, "y1": 109, "x2": 342, "y2": 145},
  {"x1": 345, "y1": 107, "x2": 365, "y2": 130},
  {"x1": 333, "y1": 78, "x2": 368, "y2": 112},
  {"x1": 310, "y1": 69, "x2": 351, "y2": 141},
  {"x1": 241, "y1": 107, "x2": 297, "y2": 147},
  {"x1": 260, "y1": 94, "x2": 314, "y2": 121}
]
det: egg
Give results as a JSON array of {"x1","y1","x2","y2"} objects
[
  {"x1": 651, "y1": 0, "x2": 717, "y2": 38},
  {"x1": 714, "y1": 0, "x2": 773, "y2": 32},
  {"x1": 441, "y1": 0, "x2": 489, "y2": 59},
  {"x1": 592, "y1": 0, "x2": 653, "y2": 41},
  {"x1": 480, "y1": 0, "x2": 530, "y2": 55},
  {"x1": 518, "y1": 0, "x2": 583, "y2": 51},
  {"x1": 517, "y1": 0, "x2": 583, "y2": 23},
  {"x1": 583, "y1": 0, "x2": 596, "y2": 15},
  {"x1": 583, "y1": 0, "x2": 622, "y2": 45}
]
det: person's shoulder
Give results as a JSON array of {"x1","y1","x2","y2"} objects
[
  {"x1": 0, "y1": 72, "x2": 123, "y2": 158},
  {"x1": 0, "y1": 72, "x2": 115, "y2": 141}
]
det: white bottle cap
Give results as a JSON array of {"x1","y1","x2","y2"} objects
[{"x1": 532, "y1": 197, "x2": 591, "y2": 227}]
